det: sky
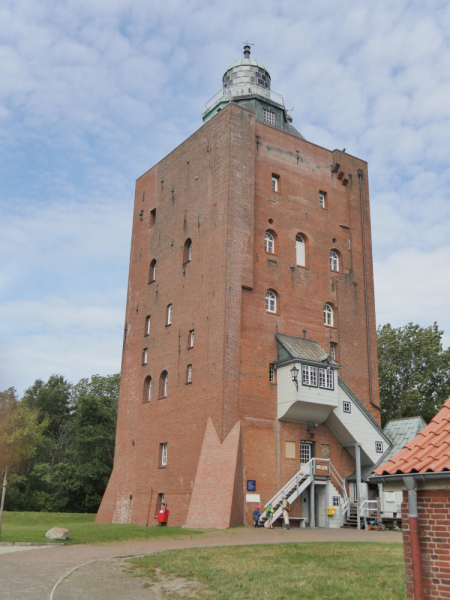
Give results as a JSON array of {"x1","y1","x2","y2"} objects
[{"x1": 1, "y1": 0, "x2": 450, "y2": 394}]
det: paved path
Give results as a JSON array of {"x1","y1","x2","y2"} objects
[{"x1": 0, "y1": 527, "x2": 402, "y2": 600}]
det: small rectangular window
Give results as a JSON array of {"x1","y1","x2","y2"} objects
[
  {"x1": 264, "y1": 109, "x2": 276, "y2": 125},
  {"x1": 142, "y1": 348, "x2": 148, "y2": 365},
  {"x1": 319, "y1": 368, "x2": 334, "y2": 390},
  {"x1": 319, "y1": 192, "x2": 326, "y2": 208},
  {"x1": 186, "y1": 364, "x2": 192, "y2": 384},
  {"x1": 149, "y1": 208, "x2": 156, "y2": 227},
  {"x1": 167, "y1": 304, "x2": 172, "y2": 326},
  {"x1": 285, "y1": 441, "x2": 296, "y2": 459},
  {"x1": 332, "y1": 496, "x2": 340, "y2": 507},
  {"x1": 272, "y1": 175, "x2": 279, "y2": 192},
  {"x1": 302, "y1": 365, "x2": 317, "y2": 387},
  {"x1": 330, "y1": 343, "x2": 337, "y2": 360},
  {"x1": 269, "y1": 363, "x2": 275, "y2": 383},
  {"x1": 189, "y1": 330, "x2": 194, "y2": 348},
  {"x1": 145, "y1": 316, "x2": 151, "y2": 336},
  {"x1": 160, "y1": 443, "x2": 167, "y2": 466},
  {"x1": 343, "y1": 401, "x2": 351, "y2": 413},
  {"x1": 300, "y1": 442, "x2": 311, "y2": 464},
  {"x1": 376, "y1": 441, "x2": 383, "y2": 453}
]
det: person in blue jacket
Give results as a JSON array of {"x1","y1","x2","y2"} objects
[{"x1": 253, "y1": 506, "x2": 261, "y2": 527}]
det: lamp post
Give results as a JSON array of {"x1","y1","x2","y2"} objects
[{"x1": 290, "y1": 365, "x2": 299, "y2": 391}]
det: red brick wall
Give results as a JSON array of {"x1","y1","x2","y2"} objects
[
  {"x1": 97, "y1": 100, "x2": 378, "y2": 528},
  {"x1": 402, "y1": 489, "x2": 450, "y2": 599}
]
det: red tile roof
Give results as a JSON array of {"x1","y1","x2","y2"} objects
[{"x1": 373, "y1": 397, "x2": 450, "y2": 475}]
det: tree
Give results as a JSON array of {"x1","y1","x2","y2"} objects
[
  {"x1": 377, "y1": 323, "x2": 450, "y2": 426},
  {"x1": 0, "y1": 388, "x2": 46, "y2": 535}
]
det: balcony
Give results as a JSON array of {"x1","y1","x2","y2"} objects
[{"x1": 204, "y1": 85, "x2": 285, "y2": 111}]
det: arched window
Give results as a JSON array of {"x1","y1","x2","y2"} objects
[
  {"x1": 143, "y1": 376, "x2": 152, "y2": 402},
  {"x1": 186, "y1": 364, "x2": 192, "y2": 383},
  {"x1": 324, "y1": 304, "x2": 333, "y2": 327},
  {"x1": 167, "y1": 304, "x2": 173, "y2": 325},
  {"x1": 265, "y1": 231, "x2": 274, "y2": 253},
  {"x1": 330, "y1": 251, "x2": 339, "y2": 272},
  {"x1": 296, "y1": 234, "x2": 305, "y2": 267},
  {"x1": 266, "y1": 290, "x2": 277, "y2": 313},
  {"x1": 159, "y1": 371, "x2": 168, "y2": 398},
  {"x1": 149, "y1": 259, "x2": 156, "y2": 283},
  {"x1": 183, "y1": 238, "x2": 192, "y2": 264}
]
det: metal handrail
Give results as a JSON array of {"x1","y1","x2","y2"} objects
[{"x1": 205, "y1": 85, "x2": 285, "y2": 110}]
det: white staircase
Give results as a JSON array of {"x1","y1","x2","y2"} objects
[
  {"x1": 258, "y1": 461, "x2": 313, "y2": 528},
  {"x1": 258, "y1": 459, "x2": 350, "y2": 528}
]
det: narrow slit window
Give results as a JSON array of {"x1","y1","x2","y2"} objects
[
  {"x1": 149, "y1": 208, "x2": 156, "y2": 227},
  {"x1": 143, "y1": 376, "x2": 152, "y2": 402},
  {"x1": 186, "y1": 364, "x2": 192, "y2": 383},
  {"x1": 167, "y1": 304, "x2": 172, "y2": 326},
  {"x1": 183, "y1": 238, "x2": 192, "y2": 264},
  {"x1": 269, "y1": 363, "x2": 275, "y2": 383},
  {"x1": 160, "y1": 443, "x2": 167, "y2": 466},
  {"x1": 160, "y1": 371, "x2": 168, "y2": 398},
  {"x1": 145, "y1": 316, "x2": 151, "y2": 336},
  {"x1": 319, "y1": 193, "x2": 326, "y2": 208},
  {"x1": 189, "y1": 330, "x2": 194, "y2": 348},
  {"x1": 295, "y1": 234, "x2": 305, "y2": 267},
  {"x1": 330, "y1": 343, "x2": 337, "y2": 360},
  {"x1": 142, "y1": 348, "x2": 148, "y2": 365},
  {"x1": 272, "y1": 175, "x2": 279, "y2": 192},
  {"x1": 149, "y1": 260, "x2": 156, "y2": 283}
]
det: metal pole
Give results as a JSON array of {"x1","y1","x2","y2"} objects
[
  {"x1": 355, "y1": 444, "x2": 361, "y2": 530},
  {"x1": 310, "y1": 476, "x2": 315, "y2": 528},
  {"x1": 325, "y1": 478, "x2": 330, "y2": 528},
  {"x1": 378, "y1": 483, "x2": 384, "y2": 514}
]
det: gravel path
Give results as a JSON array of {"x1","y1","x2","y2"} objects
[{"x1": 0, "y1": 527, "x2": 402, "y2": 599}]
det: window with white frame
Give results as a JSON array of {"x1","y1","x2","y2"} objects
[
  {"x1": 295, "y1": 234, "x2": 305, "y2": 267},
  {"x1": 319, "y1": 368, "x2": 334, "y2": 390},
  {"x1": 343, "y1": 400, "x2": 351, "y2": 413},
  {"x1": 264, "y1": 109, "x2": 276, "y2": 125},
  {"x1": 330, "y1": 251, "x2": 339, "y2": 271},
  {"x1": 265, "y1": 231, "x2": 274, "y2": 253},
  {"x1": 300, "y1": 442, "x2": 311, "y2": 463},
  {"x1": 167, "y1": 304, "x2": 173, "y2": 326},
  {"x1": 142, "y1": 348, "x2": 148, "y2": 365},
  {"x1": 265, "y1": 290, "x2": 276, "y2": 313},
  {"x1": 145, "y1": 315, "x2": 151, "y2": 336},
  {"x1": 143, "y1": 376, "x2": 152, "y2": 402},
  {"x1": 330, "y1": 342, "x2": 337, "y2": 360},
  {"x1": 319, "y1": 192, "x2": 326, "y2": 208},
  {"x1": 302, "y1": 364, "x2": 317, "y2": 387},
  {"x1": 189, "y1": 330, "x2": 194, "y2": 348},
  {"x1": 272, "y1": 175, "x2": 279, "y2": 191},
  {"x1": 376, "y1": 441, "x2": 383, "y2": 453},
  {"x1": 269, "y1": 363, "x2": 275, "y2": 383},
  {"x1": 332, "y1": 496, "x2": 340, "y2": 507},
  {"x1": 160, "y1": 371, "x2": 168, "y2": 398},
  {"x1": 149, "y1": 260, "x2": 156, "y2": 283},
  {"x1": 160, "y1": 443, "x2": 167, "y2": 467},
  {"x1": 186, "y1": 364, "x2": 192, "y2": 383},
  {"x1": 324, "y1": 304, "x2": 333, "y2": 326}
]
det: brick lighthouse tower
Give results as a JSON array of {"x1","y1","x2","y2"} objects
[{"x1": 96, "y1": 46, "x2": 389, "y2": 529}]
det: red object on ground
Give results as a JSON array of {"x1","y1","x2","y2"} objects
[{"x1": 157, "y1": 509, "x2": 169, "y2": 523}]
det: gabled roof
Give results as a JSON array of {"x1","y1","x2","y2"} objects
[
  {"x1": 373, "y1": 398, "x2": 450, "y2": 475},
  {"x1": 275, "y1": 333, "x2": 337, "y2": 367}
]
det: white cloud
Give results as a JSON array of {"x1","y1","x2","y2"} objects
[{"x1": 1, "y1": 0, "x2": 450, "y2": 392}]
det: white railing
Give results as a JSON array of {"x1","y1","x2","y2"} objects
[
  {"x1": 264, "y1": 459, "x2": 313, "y2": 510},
  {"x1": 361, "y1": 500, "x2": 378, "y2": 530},
  {"x1": 329, "y1": 462, "x2": 350, "y2": 524},
  {"x1": 205, "y1": 85, "x2": 285, "y2": 111}
]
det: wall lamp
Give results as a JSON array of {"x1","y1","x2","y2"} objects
[{"x1": 290, "y1": 365, "x2": 299, "y2": 391}]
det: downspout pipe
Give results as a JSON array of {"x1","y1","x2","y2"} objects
[
  {"x1": 356, "y1": 169, "x2": 380, "y2": 414},
  {"x1": 403, "y1": 477, "x2": 424, "y2": 600}
]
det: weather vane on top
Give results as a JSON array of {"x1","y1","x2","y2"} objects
[{"x1": 243, "y1": 42, "x2": 254, "y2": 58}]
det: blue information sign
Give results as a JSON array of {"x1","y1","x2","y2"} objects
[{"x1": 247, "y1": 480, "x2": 256, "y2": 492}]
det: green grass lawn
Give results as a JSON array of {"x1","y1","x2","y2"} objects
[
  {"x1": 128, "y1": 542, "x2": 406, "y2": 599},
  {"x1": 0, "y1": 511, "x2": 200, "y2": 544}
]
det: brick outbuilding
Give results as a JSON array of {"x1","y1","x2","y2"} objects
[
  {"x1": 372, "y1": 398, "x2": 450, "y2": 599},
  {"x1": 96, "y1": 46, "x2": 389, "y2": 530}
]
